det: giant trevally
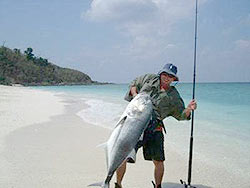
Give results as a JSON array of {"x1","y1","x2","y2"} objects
[{"x1": 89, "y1": 93, "x2": 153, "y2": 188}]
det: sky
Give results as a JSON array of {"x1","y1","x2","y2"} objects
[{"x1": 1, "y1": 0, "x2": 250, "y2": 83}]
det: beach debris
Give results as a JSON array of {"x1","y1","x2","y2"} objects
[{"x1": 88, "y1": 93, "x2": 153, "y2": 188}]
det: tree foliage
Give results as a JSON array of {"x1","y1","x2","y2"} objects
[
  {"x1": 0, "y1": 46, "x2": 96, "y2": 86},
  {"x1": 24, "y1": 47, "x2": 34, "y2": 60}
]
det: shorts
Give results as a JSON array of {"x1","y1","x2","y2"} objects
[{"x1": 142, "y1": 131, "x2": 165, "y2": 161}]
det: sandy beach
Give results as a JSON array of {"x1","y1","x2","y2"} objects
[{"x1": 0, "y1": 85, "x2": 249, "y2": 188}]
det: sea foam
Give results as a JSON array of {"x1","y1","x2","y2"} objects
[{"x1": 77, "y1": 98, "x2": 126, "y2": 129}]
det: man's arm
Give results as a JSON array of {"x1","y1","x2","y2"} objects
[
  {"x1": 124, "y1": 74, "x2": 152, "y2": 102},
  {"x1": 171, "y1": 95, "x2": 197, "y2": 121}
]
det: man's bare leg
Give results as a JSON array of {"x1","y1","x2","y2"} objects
[
  {"x1": 116, "y1": 161, "x2": 127, "y2": 187},
  {"x1": 153, "y1": 160, "x2": 164, "y2": 187}
]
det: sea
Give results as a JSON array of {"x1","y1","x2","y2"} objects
[{"x1": 35, "y1": 83, "x2": 250, "y2": 183}]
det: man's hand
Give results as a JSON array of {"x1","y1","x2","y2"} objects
[
  {"x1": 185, "y1": 99, "x2": 197, "y2": 117},
  {"x1": 187, "y1": 99, "x2": 197, "y2": 111},
  {"x1": 130, "y1": 86, "x2": 138, "y2": 98}
]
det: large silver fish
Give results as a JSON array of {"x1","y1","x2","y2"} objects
[{"x1": 89, "y1": 93, "x2": 153, "y2": 188}]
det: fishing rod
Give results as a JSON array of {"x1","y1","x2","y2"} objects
[{"x1": 180, "y1": 0, "x2": 198, "y2": 187}]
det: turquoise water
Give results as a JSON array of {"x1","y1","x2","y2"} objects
[
  {"x1": 34, "y1": 83, "x2": 250, "y2": 179},
  {"x1": 35, "y1": 83, "x2": 250, "y2": 131}
]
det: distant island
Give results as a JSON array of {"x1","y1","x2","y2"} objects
[{"x1": 0, "y1": 46, "x2": 107, "y2": 86}]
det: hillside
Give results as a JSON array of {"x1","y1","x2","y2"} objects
[{"x1": 0, "y1": 46, "x2": 99, "y2": 86}]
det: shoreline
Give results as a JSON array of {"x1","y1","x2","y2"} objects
[{"x1": 0, "y1": 86, "x2": 249, "y2": 187}]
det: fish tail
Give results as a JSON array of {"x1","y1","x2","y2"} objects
[
  {"x1": 88, "y1": 181, "x2": 109, "y2": 188},
  {"x1": 88, "y1": 175, "x2": 112, "y2": 188},
  {"x1": 88, "y1": 181, "x2": 103, "y2": 187},
  {"x1": 103, "y1": 174, "x2": 112, "y2": 188},
  {"x1": 103, "y1": 182, "x2": 109, "y2": 188}
]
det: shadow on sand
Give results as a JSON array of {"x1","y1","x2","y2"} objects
[{"x1": 161, "y1": 182, "x2": 213, "y2": 188}]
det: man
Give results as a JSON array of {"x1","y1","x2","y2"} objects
[{"x1": 115, "y1": 63, "x2": 197, "y2": 188}]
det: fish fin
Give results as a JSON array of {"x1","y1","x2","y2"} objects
[
  {"x1": 105, "y1": 145, "x2": 109, "y2": 170},
  {"x1": 96, "y1": 142, "x2": 107, "y2": 148},
  {"x1": 114, "y1": 115, "x2": 127, "y2": 129}
]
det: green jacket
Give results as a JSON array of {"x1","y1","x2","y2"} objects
[{"x1": 124, "y1": 74, "x2": 190, "y2": 121}]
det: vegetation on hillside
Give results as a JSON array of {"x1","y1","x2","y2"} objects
[{"x1": 0, "y1": 46, "x2": 98, "y2": 86}]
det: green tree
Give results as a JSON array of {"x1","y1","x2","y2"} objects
[
  {"x1": 24, "y1": 47, "x2": 34, "y2": 60},
  {"x1": 14, "y1": 48, "x2": 21, "y2": 55}
]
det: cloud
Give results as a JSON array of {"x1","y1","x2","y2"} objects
[
  {"x1": 84, "y1": 0, "x2": 157, "y2": 23},
  {"x1": 84, "y1": 0, "x2": 202, "y2": 23},
  {"x1": 80, "y1": 0, "x2": 209, "y2": 82},
  {"x1": 84, "y1": 0, "x2": 207, "y2": 65},
  {"x1": 235, "y1": 39, "x2": 250, "y2": 50},
  {"x1": 198, "y1": 39, "x2": 250, "y2": 82},
  {"x1": 83, "y1": 0, "x2": 206, "y2": 50},
  {"x1": 240, "y1": 13, "x2": 250, "y2": 26},
  {"x1": 84, "y1": 0, "x2": 198, "y2": 32}
]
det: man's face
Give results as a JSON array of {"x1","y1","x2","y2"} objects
[{"x1": 160, "y1": 72, "x2": 176, "y2": 85}]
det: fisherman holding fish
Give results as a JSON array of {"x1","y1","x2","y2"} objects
[{"x1": 115, "y1": 63, "x2": 197, "y2": 188}]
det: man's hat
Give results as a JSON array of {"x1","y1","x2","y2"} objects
[{"x1": 158, "y1": 63, "x2": 179, "y2": 81}]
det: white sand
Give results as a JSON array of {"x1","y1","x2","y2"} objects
[
  {"x1": 0, "y1": 85, "x2": 65, "y2": 148},
  {"x1": 0, "y1": 85, "x2": 249, "y2": 188}
]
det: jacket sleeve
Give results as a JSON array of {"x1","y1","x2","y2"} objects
[
  {"x1": 171, "y1": 92, "x2": 191, "y2": 121},
  {"x1": 124, "y1": 74, "x2": 149, "y2": 102}
]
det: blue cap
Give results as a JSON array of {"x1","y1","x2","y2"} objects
[{"x1": 158, "y1": 63, "x2": 179, "y2": 81}]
